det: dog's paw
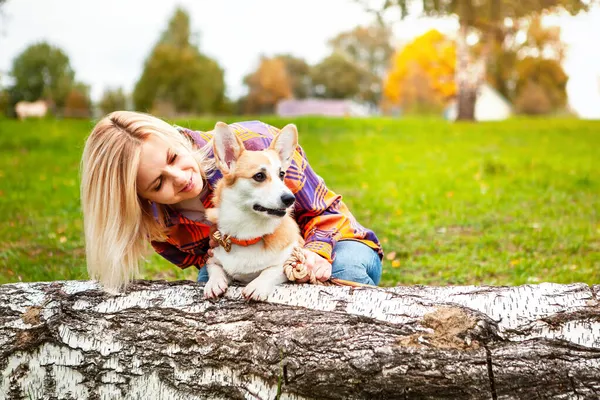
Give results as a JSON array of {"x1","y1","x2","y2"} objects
[
  {"x1": 204, "y1": 274, "x2": 229, "y2": 299},
  {"x1": 242, "y1": 280, "x2": 275, "y2": 302}
]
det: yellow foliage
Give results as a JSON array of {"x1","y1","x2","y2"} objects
[
  {"x1": 383, "y1": 30, "x2": 456, "y2": 112},
  {"x1": 244, "y1": 57, "x2": 292, "y2": 114}
]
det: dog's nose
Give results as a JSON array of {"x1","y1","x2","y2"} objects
[{"x1": 281, "y1": 193, "x2": 295, "y2": 207}]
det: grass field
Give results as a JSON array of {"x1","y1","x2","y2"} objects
[{"x1": 0, "y1": 116, "x2": 598, "y2": 287}]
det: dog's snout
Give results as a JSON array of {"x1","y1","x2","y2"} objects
[{"x1": 281, "y1": 193, "x2": 295, "y2": 207}]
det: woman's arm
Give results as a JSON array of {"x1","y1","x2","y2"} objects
[
  {"x1": 151, "y1": 239, "x2": 209, "y2": 269},
  {"x1": 285, "y1": 144, "x2": 354, "y2": 263}
]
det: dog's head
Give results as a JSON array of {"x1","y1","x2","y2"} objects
[{"x1": 212, "y1": 122, "x2": 298, "y2": 218}]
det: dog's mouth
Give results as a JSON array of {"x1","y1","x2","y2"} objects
[{"x1": 253, "y1": 204, "x2": 287, "y2": 217}]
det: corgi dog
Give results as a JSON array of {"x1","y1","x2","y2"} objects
[{"x1": 203, "y1": 122, "x2": 303, "y2": 301}]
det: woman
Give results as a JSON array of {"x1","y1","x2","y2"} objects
[{"x1": 80, "y1": 111, "x2": 383, "y2": 292}]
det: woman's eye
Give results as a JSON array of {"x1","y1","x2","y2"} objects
[
  {"x1": 169, "y1": 153, "x2": 178, "y2": 163},
  {"x1": 154, "y1": 178, "x2": 163, "y2": 191},
  {"x1": 253, "y1": 172, "x2": 266, "y2": 182},
  {"x1": 279, "y1": 171, "x2": 285, "y2": 181}
]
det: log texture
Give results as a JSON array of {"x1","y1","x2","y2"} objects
[{"x1": 1, "y1": 280, "x2": 600, "y2": 399}]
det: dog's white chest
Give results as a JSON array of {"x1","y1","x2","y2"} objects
[{"x1": 214, "y1": 242, "x2": 295, "y2": 283}]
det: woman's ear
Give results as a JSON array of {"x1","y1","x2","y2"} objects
[{"x1": 213, "y1": 122, "x2": 244, "y2": 174}]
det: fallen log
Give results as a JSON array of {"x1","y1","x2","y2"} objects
[{"x1": 1, "y1": 280, "x2": 599, "y2": 399}]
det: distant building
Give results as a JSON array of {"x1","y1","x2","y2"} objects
[
  {"x1": 276, "y1": 98, "x2": 373, "y2": 117},
  {"x1": 444, "y1": 83, "x2": 512, "y2": 121}
]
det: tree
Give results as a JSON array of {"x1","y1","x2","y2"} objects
[
  {"x1": 310, "y1": 53, "x2": 365, "y2": 99},
  {"x1": 275, "y1": 54, "x2": 312, "y2": 99},
  {"x1": 383, "y1": 29, "x2": 456, "y2": 114},
  {"x1": 384, "y1": 23, "x2": 568, "y2": 116},
  {"x1": 328, "y1": 24, "x2": 394, "y2": 104},
  {"x1": 3, "y1": 280, "x2": 600, "y2": 398},
  {"x1": 0, "y1": 89, "x2": 8, "y2": 116},
  {"x1": 242, "y1": 56, "x2": 293, "y2": 114},
  {"x1": 133, "y1": 7, "x2": 226, "y2": 116},
  {"x1": 514, "y1": 79, "x2": 553, "y2": 115},
  {"x1": 482, "y1": 14, "x2": 567, "y2": 104},
  {"x1": 9, "y1": 42, "x2": 75, "y2": 111},
  {"x1": 63, "y1": 82, "x2": 92, "y2": 118},
  {"x1": 99, "y1": 87, "x2": 127, "y2": 115},
  {"x1": 515, "y1": 57, "x2": 568, "y2": 113},
  {"x1": 358, "y1": 0, "x2": 594, "y2": 121}
]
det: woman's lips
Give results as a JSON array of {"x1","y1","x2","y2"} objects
[{"x1": 181, "y1": 175, "x2": 194, "y2": 193}]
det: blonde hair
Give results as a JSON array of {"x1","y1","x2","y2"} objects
[{"x1": 80, "y1": 111, "x2": 213, "y2": 292}]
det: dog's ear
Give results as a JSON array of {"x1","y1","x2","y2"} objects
[
  {"x1": 270, "y1": 124, "x2": 298, "y2": 171},
  {"x1": 213, "y1": 122, "x2": 244, "y2": 174}
]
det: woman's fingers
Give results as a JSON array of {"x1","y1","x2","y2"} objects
[{"x1": 313, "y1": 256, "x2": 332, "y2": 281}]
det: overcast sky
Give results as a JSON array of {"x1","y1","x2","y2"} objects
[{"x1": 1, "y1": 0, "x2": 599, "y2": 118}]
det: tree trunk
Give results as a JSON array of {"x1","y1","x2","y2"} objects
[
  {"x1": 455, "y1": 24, "x2": 488, "y2": 121},
  {"x1": 2, "y1": 280, "x2": 600, "y2": 399}
]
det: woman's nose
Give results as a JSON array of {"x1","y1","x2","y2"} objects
[{"x1": 167, "y1": 168, "x2": 187, "y2": 186}]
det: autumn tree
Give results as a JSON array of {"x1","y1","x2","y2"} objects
[
  {"x1": 310, "y1": 53, "x2": 365, "y2": 99},
  {"x1": 242, "y1": 56, "x2": 293, "y2": 114},
  {"x1": 514, "y1": 57, "x2": 568, "y2": 114},
  {"x1": 483, "y1": 14, "x2": 565, "y2": 101},
  {"x1": 514, "y1": 80, "x2": 552, "y2": 114},
  {"x1": 328, "y1": 24, "x2": 394, "y2": 104},
  {"x1": 99, "y1": 87, "x2": 128, "y2": 115},
  {"x1": 274, "y1": 54, "x2": 312, "y2": 99},
  {"x1": 383, "y1": 30, "x2": 456, "y2": 114},
  {"x1": 357, "y1": 0, "x2": 594, "y2": 121},
  {"x1": 133, "y1": 7, "x2": 226, "y2": 116},
  {"x1": 63, "y1": 82, "x2": 92, "y2": 118}
]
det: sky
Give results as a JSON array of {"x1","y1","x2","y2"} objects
[{"x1": 1, "y1": 0, "x2": 599, "y2": 118}]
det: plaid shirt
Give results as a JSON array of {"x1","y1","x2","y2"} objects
[{"x1": 151, "y1": 121, "x2": 383, "y2": 269}]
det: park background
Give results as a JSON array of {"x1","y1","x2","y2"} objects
[{"x1": 0, "y1": 0, "x2": 598, "y2": 287}]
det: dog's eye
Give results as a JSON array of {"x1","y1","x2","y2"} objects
[
  {"x1": 253, "y1": 172, "x2": 266, "y2": 182},
  {"x1": 279, "y1": 171, "x2": 285, "y2": 181}
]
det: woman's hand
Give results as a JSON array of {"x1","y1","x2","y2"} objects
[{"x1": 298, "y1": 249, "x2": 332, "y2": 283}]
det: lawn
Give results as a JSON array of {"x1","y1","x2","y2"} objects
[{"x1": 0, "y1": 116, "x2": 598, "y2": 287}]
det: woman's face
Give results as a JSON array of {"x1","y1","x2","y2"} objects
[{"x1": 136, "y1": 134, "x2": 204, "y2": 204}]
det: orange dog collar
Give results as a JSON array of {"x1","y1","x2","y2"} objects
[{"x1": 211, "y1": 230, "x2": 262, "y2": 253}]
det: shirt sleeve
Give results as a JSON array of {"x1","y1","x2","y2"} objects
[
  {"x1": 151, "y1": 239, "x2": 208, "y2": 269},
  {"x1": 284, "y1": 143, "x2": 354, "y2": 263}
]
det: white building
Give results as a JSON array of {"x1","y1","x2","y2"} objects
[
  {"x1": 444, "y1": 83, "x2": 512, "y2": 121},
  {"x1": 276, "y1": 98, "x2": 373, "y2": 117}
]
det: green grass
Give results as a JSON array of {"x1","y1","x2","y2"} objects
[{"x1": 0, "y1": 116, "x2": 599, "y2": 287}]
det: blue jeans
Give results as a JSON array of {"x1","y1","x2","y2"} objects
[{"x1": 197, "y1": 240, "x2": 382, "y2": 286}]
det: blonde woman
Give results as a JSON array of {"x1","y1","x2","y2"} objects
[{"x1": 80, "y1": 111, "x2": 383, "y2": 292}]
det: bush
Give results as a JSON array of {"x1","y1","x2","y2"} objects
[
  {"x1": 63, "y1": 84, "x2": 91, "y2": 118},
  {"x1": 514, "y1": 80, "x2": 552, "y2": 115},
  {"x1": 99, "y1": 88, "x2": 127, "y2": 115}
]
